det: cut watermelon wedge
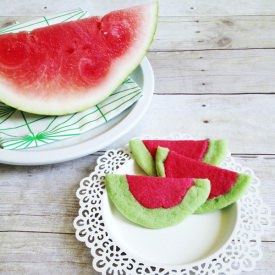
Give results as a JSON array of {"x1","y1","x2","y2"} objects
[
  {"x1": 0, "y1": 3, "x2": 158, "y2": 115},
  {"x1": 155, "y1": 147, "x2": 251, "y2": 213},
  {"x1": 105, "y1": 174, "x2": 210, "y2": 228},
  {"x1": 130, "y1": 139, "x2": 227, "y2": 176}
]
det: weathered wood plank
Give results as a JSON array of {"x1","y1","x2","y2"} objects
[
  {"x1": 0, "y1": 232, "x2": 96, "y2": 275},
  {"x1": 0, "y1": 94, "x2": 274, "y2": 271},
  {"x1": 110, "y1": 94, "x2": 275, "y2": 154},
  {"x1": 0, "y1": 231, "x2": 273, "y2": 275},
  {"x1": 1, "y1": 0, "x2": 275, "y2": 17},
  {"x1": 152, "y1": 16, "x2": 275, "y2": 51},
  {"x1": 147, "y1": 49, "x2": 275, "y2": 94},
  {"x1": 0, "y1": 153, "x2": 274, "y2": 238},
  {"x1": 1, "y1": 15, "x2": 275, "y2": 51},
  {"x1": 0, "y1": 154, "x2": 99, "y2": 233}
]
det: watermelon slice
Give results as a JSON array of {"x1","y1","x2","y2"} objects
[
  {"x1": 0, "y1": 3, "x2": 158, "y2": 115},
  {"x1": 105, "y1": 174, "x2": 210, "y2": 228},
  {"x1": 155, "y1": 147, "x2": 251, "y2": 213},
  {"x1": 129, "y1": 139, "x2": 227, "y2": 176}
]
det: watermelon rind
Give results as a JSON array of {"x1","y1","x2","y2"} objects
[
  {"x1": 203, "y1": 140, "x2": 228, "y2": 166},
  {"x1": 129, "y1": 139, "x2": 157, "y2": 176},
  {"x1": 0, "y1": 2, "x2": 158, "y2": 115},
  {"x1": 105, "y1": 174, "x2": 210, "y2": 229},
  {"x1": 195, "y1": 173, "x2": 251, "y2": 213}
]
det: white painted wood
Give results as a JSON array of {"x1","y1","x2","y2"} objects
[
  {"x1": 0, "y1": 153, "x2": 274, "y2": 274},
  {"x1": 0, "y1": 231, "x2": 273, "y2": 275},
  {"x1": 0, "y1": 232, "x2": 97, "y2": 275},
  {"x1": 1, "y1": 153, "x2": 274, "y2": 235},
  {"x1": 0, "y1": 0, "x2": 274, "y2": 274},
  {"x1": 147, "y1": 50, "x2": 275, "y2": 94},
  {"x1": 1, "y1": 0, "x2": 275, "y2": 17},
  {"x1": 1, "y1": 15, "x2": 275, "y2": 51},
  {"x1": 108, "y1": 94, "x2": 275, "y2": 154},
  {"x1": 152, "y1": 16, "x2": 275, "y2": 50}
]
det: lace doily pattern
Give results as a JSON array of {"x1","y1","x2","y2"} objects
[{"x1": 74, "y1": 134, "x2": 271, "y2": 274}]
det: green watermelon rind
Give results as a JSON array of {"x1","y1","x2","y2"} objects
[
  {"x1": 78, "y1": 1, "x2": 159, "y2": 115},
  {"x1": 0, "y1": 2, "x2": 159, "y2": 115},
  {"x1": 195, "y1": 173, "x2": 251, "y2": 213},
  {"x1": 155, "y1": 146, "x2": 251, "y2": 212},
  {"x1": 129, "y1": 139, "x2": 157, "y2": 176},
  {"x1": 105, "y1": 174, "x2": 210, "y2": 229},
  {"x1": 129, "y1": 139, "x2": 228, "y2": 177},
  {"x1": 203, "y1": 140, "x2": 228, "y2": 166}
]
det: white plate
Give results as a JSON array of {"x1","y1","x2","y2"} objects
[
  {"x1": 0, "y1": 57, "x2": 154, "y2": 166},
  {"x1": 103, "y1": 159, "x2": 238, "y2": 266},
  {"x1": 74, "y1": 136, "x2": 270, "y2": 274}
]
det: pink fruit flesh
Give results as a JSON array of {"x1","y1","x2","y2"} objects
[
  {"x1": 126, "y1": 175, "x2": 194, "y2": 208},
  {"x1": 163, "y1": 151, "x2": 238, "y2": 199},
  {"x1": 0, "y1": 7, "x2": 142, "y2": 97},
  {"x1": 143, "y1": 139, "x2": 209, "y2": 160}
]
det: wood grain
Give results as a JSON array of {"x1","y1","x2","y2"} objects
[
  {"x1": 1, "y1": 231, "x2": 273, "y2": 275},
  {"x1": 1, "y1": 16, "x2": 275, "y2": 51},
  {"x1": 107, "y1": 94, "x2": 275, "y2": 154},
  {"x1": 0, "y1": 153, "x2": 274, "y2": 274},
  {"x1": 147, "y1": 50, "x2": 275, "y2": 94},
  {"x1": 152, "y1": 16, "x2": 275, "y2": 51},
  {"x1": 1, "y1": 0, "x2": 275, "y2": 16},
  {"x1": 0, "y1": 232, "x2": 96, "y2": 275},
  {"x1": 0, "y1": 153, "x2": 274, "y2": 234},
  {"x1": 0, "y1": 1, "x2": 274, "y2": 274}
]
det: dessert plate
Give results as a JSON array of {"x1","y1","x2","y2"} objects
[
  {"x1": 0, "y1": 57, "x2": 154, "y2": 165},
  {"x1": 74, "y1": 133, "x2": 270, "y2": 274}
]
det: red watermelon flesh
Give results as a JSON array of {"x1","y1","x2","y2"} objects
[
  {"x1": 126, "y1": 175, "x2": 194, "y2": 208},
  {"x1": 162, "y1": 150, "x2": 238, "y2": 199},
  {"x1": 0, "y1": 3, "x2": 158, "y2": 115},
  {"x1": 143, "y1": 139, "x2": 209, "y2": 160}
]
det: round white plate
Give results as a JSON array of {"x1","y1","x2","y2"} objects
[
  {"x1": 0, "y1": 57, "x2": 154, "y2": 166},
  {"x1": 103, "y1": 159, "x2": 238, "y2": 266},
  {"x1": 74, "y1": 135, "x2": 270, "y2": 274}
]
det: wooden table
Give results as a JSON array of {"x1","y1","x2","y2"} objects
[{"x1": 1, "y1": 1, "x2": 274, "y2": 274}]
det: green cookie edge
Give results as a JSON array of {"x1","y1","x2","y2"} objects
[
  {"x1": 130, "y1": 139, "x2": 228, "y2": 177},
  {"x1": 129, "y1": 139, "x2": 156, "y2": 176},
  {"x1": 105, "y1": 174, "x2": 210, "y2": 229},
  {"x1": 155, "y1": 146, "x2": 169, "y2": 177},
  {"x1": 155, "y1": 147, "x2": 251, "y2": 213},
  {"x1": 195, "y1": 173, "x2": 251, "y2": 213},
  {"x1": 203, "y1": 140, "x2": 228, "y2": 166}
]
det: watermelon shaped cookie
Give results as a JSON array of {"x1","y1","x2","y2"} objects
[
  {"x1": 155, "y1": 147, "x2": 251, "y2": 213},
  {"x1": 0, "y1": 3, "x2": 158, "y2": 115},
  {"x1": 105, "y1": 174, "x2": 210, "y2": 228},
  {"x1": 130, "y1": 139, "x2": 228, "y2": 176}
]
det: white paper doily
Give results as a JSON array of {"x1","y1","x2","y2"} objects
[{"x1": 74, "y1": 133, "x2": 271, "y2": 274}]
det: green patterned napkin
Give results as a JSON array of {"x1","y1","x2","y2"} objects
[{"x1": 0, "y1": 9, "x2": 142, "y2": 150}]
